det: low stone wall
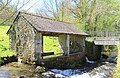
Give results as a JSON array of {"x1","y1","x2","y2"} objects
[{"x1": 41, "y1": 52, "x2": 85, "y2": 69}]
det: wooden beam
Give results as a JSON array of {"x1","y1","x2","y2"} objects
[{"x1": 41, "y1": 52, "x2": 54, "y2": 56}]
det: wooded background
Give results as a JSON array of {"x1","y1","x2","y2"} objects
[{"x1": 0, "y1": 0, "x2": 120, "y2": 32}]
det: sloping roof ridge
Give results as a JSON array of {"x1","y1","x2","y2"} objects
[{"x1": 19, "y1": 11, "x2": 72, "y2": 25}]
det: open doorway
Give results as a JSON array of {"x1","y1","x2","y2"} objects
[{"x1": 42, "y1": 36, "x2": 62, "y2": 58}]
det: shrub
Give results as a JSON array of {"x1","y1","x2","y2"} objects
[
  {"x1": 114, "y1": 42, "x2": 120, "y2": 78},
  {"x1": 0, "y1": 26, "x2": 16, "y2": 57},
  {"x1": 0, "y1": 26, "x2": 17, "y2": 65}
]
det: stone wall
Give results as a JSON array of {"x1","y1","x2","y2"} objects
[
  {"x1": 58, "y1": 34, "x2": 85, "y2": 54},
  {"x1": 85, "y1": 41, "x2": 101, "y2": 61},
  {"x1": 69, "y1": 35, "x2": 85, "y2": 53},
  {"x1": 42, "y1": 52, "x2": 85, "y2": 69},
  {"x1": 9, "y1": 15, "x2": 36, "y2": 64}
]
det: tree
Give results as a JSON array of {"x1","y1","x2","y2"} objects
[
  {"x1": 0, "y1": 0, "x2": 31, "y2": 25},
  {"x1": 70, "y1": 0, "x2": 120, "y2": 32},
  {"x1": 36, "y1": 0, "x2": 72, "y2": 22},
  {"x1": 0, "y1": 4, "x2": 15, "y2": 25},
  {"x1": 36, "y1": 0, "x2": 120, "y2": 32}
]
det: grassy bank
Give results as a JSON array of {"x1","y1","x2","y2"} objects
[
  {"x1": 0, "y1": 26, "x2": 17, "y2": 64},
  {"x1": 0, "y1": 26, "x2": 16, "y2": 57},
  {"x1": 114, "y1": 42, "x2": 120, "y2": 78}
]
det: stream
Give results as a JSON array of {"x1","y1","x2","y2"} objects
[
  {"x1": 42, "y1": 61, "x2": 116, "y2": 78},
  {"x1": 0, "y1": 59, "x2": 116, "y2": 78}
]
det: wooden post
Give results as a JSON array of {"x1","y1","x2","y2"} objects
[
  {"x1": 66, "y1": 34, "x2": 70, "y2": 56},
  {"x1": 35, "y1": 32, "x2": 43, "y2": 64}
]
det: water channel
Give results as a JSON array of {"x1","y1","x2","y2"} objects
[
  {"x1": 0, "y1": 59, "x2": 116, "y2": 78},
  {"x1": 42, "y1": 60, "x2": 116, "y2": 78}
]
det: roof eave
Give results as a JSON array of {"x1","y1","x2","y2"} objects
[{"x1": 37, "y1": 30, "x2": 88, "y2": 36}]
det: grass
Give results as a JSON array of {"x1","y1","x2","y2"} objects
[
  {"x1": 43, "y1": 36, "x2": 61, "y2": 58},
  {"x1": 0, "y1": 26, "x2": 16, "y2": 57},
  {"x1": 114, "y1": 42, "x2": 120, "y2": 78}
]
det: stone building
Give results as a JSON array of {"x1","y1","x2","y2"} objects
[{"x1": 7, "y1": 12, "x2": 88, "y2": 65}]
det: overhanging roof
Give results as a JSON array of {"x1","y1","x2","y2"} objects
[{"x1": 20, "y1": 12, "x2": 88, "y2": 35}]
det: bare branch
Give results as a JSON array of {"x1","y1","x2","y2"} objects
[
  {"x1": 0, "y1": 0, "x2": 12, "y2": 11},
  {"x1": 25, "y1": 1, "x2": 38, "y2": 12},
  {"x1": 0, "y1": 0, "x2": 31, "y2": 25}
]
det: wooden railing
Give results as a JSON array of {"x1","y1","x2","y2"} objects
[{"x1": 86, "y1": 30, "x2": 120, "y2": 37}]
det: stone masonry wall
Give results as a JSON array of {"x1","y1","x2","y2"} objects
[
  {"x1": 70, "y1": 35, "x2": 85, "y2": 53},
  {"x1": 58, "y1": 34, "x2": 85, "y2": 54},
  {"x1": 42, "y1": 52, "x2": 85, "y2": 69},
  {"x1": 9, "y1": 15, "x2": 36, "y2": 64}
]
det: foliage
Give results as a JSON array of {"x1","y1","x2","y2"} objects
[
  {"x1": 0, "y1": 0, "x2": 33, "y2": 26},
  {"x1": 0, "y1": 26, "x2": 16, "y2": 57},
  {"x1": 0, "y1": 4, "x2": 16, "y2": 25},
  {"x1": 0, "y1": 50, "x2": 16, "y2": 57},
  {"x1": 37, "y1": 0, "x2": 120, "y2": 32},
  {"x1": 70, "y1": 0, "x2": 120, "y2": 32},
  {"x1": 114, "y1": 42, "x2": 120, "y2": 78}
]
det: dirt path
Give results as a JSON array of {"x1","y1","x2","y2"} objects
[{"x1": 0, "y1": 62, "x2": 38, "y2": 78}]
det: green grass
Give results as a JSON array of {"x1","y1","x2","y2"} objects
[
  {"x1": 0, "y1": 26, "x2": 16, "y2": 57},
  {"x1": 43, "y1": 36, "x2": 60, "y2": 55},
  {"x1": 43, "y1": 36, "x2": 61, "y2": 58},
  {"x1": 114, "y1": 42, "x2": 120, "y2": 78}
]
